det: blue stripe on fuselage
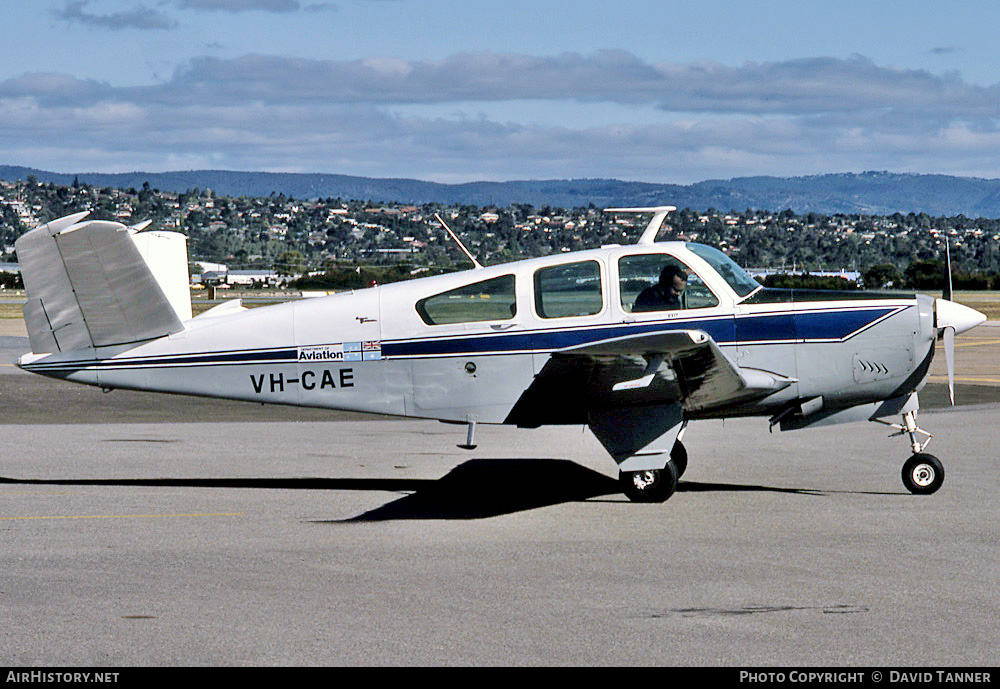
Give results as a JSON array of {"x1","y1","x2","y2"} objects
[
  {"x1": 23, "y1": 304, "x2": 911, "y2": 371},
  {"x1": 382, "y1": 316, "x2": 737, "y2": 358},
  {"x1": 734, "y1": 307, "x2": 900, "y2": 344},
  {"x1": 21, "y1": 347, "x2": 298, "y2": 372},
  {"x1": 383, "y1": 305, "x2": 906, "y2": 358},
  {"x1": 794, "y1": 307, "x2": 898, "y2": 341}
]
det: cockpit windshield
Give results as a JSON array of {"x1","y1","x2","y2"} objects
[{"x1": 686, "y1": 243, "x2": 761, "y2": 298}]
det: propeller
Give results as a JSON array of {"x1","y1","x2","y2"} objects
[{"x1": 934, "y1": 239, "x2": 986, "y2": 404}]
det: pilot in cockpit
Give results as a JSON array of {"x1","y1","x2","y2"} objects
[{"x1": 633, "y1": 264, "x2": 687, "y2": 312}]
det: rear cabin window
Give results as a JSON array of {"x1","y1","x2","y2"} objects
[
  {"x1": 415, "y1": 274, "x2": 517, "y2": 325},
  {"x1": 619, "y1": 254, "x2": 719, "y2": 313},
  {"x1": 533, "y1": 260, "x2": 604, "y2": 319}
]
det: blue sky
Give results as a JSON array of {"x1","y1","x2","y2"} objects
[{"x1": 3, "y1": 0, "x2": 1000, "y2": 183}]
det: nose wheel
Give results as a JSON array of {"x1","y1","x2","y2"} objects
[{"x1": 902, "y1": 453, "x2": 944, "y2": 495}]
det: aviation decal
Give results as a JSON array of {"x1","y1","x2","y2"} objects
[{"x1": 298, "y1": 341, "x2": 382, "y2": 362}]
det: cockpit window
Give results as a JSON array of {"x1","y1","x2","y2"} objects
[
  {"x1": 534, "y1": 260, "x2": 603, "y2": 319},
  {"x1": 685, "y1": 243, "x2": 761, "y2": 298},
  {"x1": 416, "y1": 274, "x2": 516, "y2": 325},
  {"x1": 619, "y1": 254, "x2": 719, "y2": 313}
]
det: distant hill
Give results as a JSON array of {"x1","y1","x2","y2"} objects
[{"x1": 4, "y1": 165, "x2": 1000, "y2": 216}]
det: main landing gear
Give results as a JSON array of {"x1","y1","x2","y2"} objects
[
  {"x1": 619, "y1": 441, "x2": 687, "y2": 503},
  {"x1": 874, "y1": 409, "x2": 945, "y2": 495}
]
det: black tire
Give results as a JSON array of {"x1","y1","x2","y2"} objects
[
  {"x1": 670, "y1": 440, "x2": 688, "y2": 479},
  {"x1": 901, "y1": 453, "x2": 945, "y2": 495},
  {"x1": 620, "y1": 461, "x2": 679, "y2": 503}
]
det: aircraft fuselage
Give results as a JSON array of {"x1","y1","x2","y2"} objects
[{"x1": 20, "y1": 243, "x2": 936, "y2": 426}]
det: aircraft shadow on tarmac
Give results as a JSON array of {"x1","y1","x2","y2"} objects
[
  {"x1": 338, "y1": 458, "x2": 618, "y2": 521},
  {"x1": 0, "y1": 457, "x2": 900, "y2": 520}
]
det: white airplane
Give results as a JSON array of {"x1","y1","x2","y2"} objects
[{"x1": 15, "y1": 208, "x2": 986, "y2": 502}]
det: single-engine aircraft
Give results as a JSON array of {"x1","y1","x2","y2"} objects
[{"x1": 15, "y1": 208, "x2": 987, "y2": 502}]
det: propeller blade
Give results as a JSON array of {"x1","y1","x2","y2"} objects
[{"x1": 943, "y1": 325, "x2": 955, "y2": 405}]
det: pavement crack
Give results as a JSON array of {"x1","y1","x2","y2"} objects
[{"x1": 646, "y1": 604, "x2": 869, "y2": 618}]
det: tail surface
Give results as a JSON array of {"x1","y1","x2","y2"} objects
[{"x1": 15, "y1": 212, "x2": 191, "y2": 354}]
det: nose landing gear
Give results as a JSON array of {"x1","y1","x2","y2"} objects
[{"x1": 874, "y1": 409, "x2": 945, "y2": 495}]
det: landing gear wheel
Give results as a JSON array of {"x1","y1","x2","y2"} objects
[
  {"x1": 670, "y1": 441, "x2": 688, "y2": 479},
  {"x1": 620, "y1": 461, "x2": 679, "y2": 503},
  {"x1": 902, "y1": 453, "x2": 944, "y2": 495}
]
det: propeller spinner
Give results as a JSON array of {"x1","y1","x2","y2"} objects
[{"x1": 935, "y1": 297, "x2": 987, "y2": 404}]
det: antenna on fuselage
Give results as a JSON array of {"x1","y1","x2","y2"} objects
[
  {"x1": 943, "y1": 236, "x2": 953, "y2": 302},
  {"x1": 434, "y1": 213, "x2": 483, "y2": 269},
  {"x1": 603, "y1": 206, "x2": 677, "y2": 245}
]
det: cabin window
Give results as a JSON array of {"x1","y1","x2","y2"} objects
[
  {"x1": 685, "y1": 243, "x2": 760, "y2": 298},
  {"x1": 533, "y1": 260, "x2": 604, "y2": 319},
  {"x1": 415, "y1": 274, "x2": 517, "y2": 325},
  {"x1": 619, "y1": 254, "x2": 719, "y2": 313}
]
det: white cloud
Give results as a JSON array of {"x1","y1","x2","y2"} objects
[
  {"x1": 5, "y1": 50, "x2": 1000, "y2": 181},
  {"x1": 54, "y1": 1, "x2": 177, "y2": 30},
  {"x1": 53, "y1": 0, "x2": 336, "y2": 33},
  {"x1": 171, "y1": 0, "x2": 316, "y2": 12},
  {"x1": 10, "y1": 51, "x2": 1000, "y2": 119},
  {"x1": 124, "y1": 51, "x2": 1000, "y2": 121}
]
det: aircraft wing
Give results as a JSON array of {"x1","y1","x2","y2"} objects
[
  {"x1": 508, "y1": 329, "x2": 794, "y2": 424},
  {"x1": 505, "y1": 328, "x2": 795, "y2": 468}
]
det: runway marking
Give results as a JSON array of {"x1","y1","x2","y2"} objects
[
  {"x1": 0, "y1": 512, "x2": 244, "y2": 521},
  {"x1": 936, "y1": 338, "x2": 1000, "y2": 348},
  {"x1": 927, "y1": 375, "x2": 1000, "y2": 384}
]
